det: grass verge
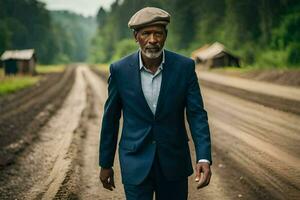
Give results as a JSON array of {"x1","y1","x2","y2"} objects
[
  {"x1": 0, "y1": 64, "x2": 65, "y2": 96},
  {"x1": 0, "y1": 68, "x2": 3, "y2": 78},
  {"x1": 36, "y1": 64, "x2": 66, "y2": 74},
  {"x1": 94, "y1": 64, "x2": 109, "y2": 73},
  {"x1": 0, "y1": 76, "x2": 40, "y2": 96}
]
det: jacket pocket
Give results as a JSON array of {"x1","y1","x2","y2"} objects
[{"x1": 119, "y1": 142, "x2": 137, "y2": 152}]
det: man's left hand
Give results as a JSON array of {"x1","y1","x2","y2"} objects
[{"x1": 195, "y1": 162, "x2": 212, "y2": 189}]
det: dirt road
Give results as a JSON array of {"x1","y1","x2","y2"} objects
[
  {"x1": 0, "y1": 65, "x2": 299, "y2": 199},
  {"x1": 0, "y1": 68, "x2": 75, "y2": 166},
  {"x1": 189, "y1": 86, "x2": 300, "y2": 200}
]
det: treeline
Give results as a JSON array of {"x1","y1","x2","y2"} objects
[
  {"x1": 51, "y1": 11, "x2": 96, "y2": 63},
  {"x1": 0, "y1": 0, "x2": 96, "y2": 64},
  {"x1": 91, "y1": 0, "x2": 300, "y2": 67}
]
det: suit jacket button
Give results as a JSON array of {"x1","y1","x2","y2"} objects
[{"x1": 152, "y1": 140, "x2": 156, "y2": 144}]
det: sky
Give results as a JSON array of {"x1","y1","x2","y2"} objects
[{"x1": 39, "y1": 0, "x2": 116, "y2": 17}]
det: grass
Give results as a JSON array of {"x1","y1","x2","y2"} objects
[
  {"x1": 0, "y1": 64, "x2": 65, "y2": 96},
  {"x1": 0, "y1": 68, "x2": 4, "y2": 78},
  {"x1": 0, "y1": 75, "x2": 40, "y2": 96},
  {"x1": 36, "y1": 64, "x2": 66, "y2": 74},
  {"x1": 93, "y1": 64, "x2": 109, "y2": 73}
]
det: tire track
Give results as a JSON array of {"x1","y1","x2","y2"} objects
[
  {"x1": 0, "y1": 66, "x2": 86, "y2": 200},
  {"x1": 0, "y1": 67, "x2": 75, "y2": 166},
  {"x1": 77, "y1": 66, "x2": 125, "y2": 200},
  {"x1": 54, "y1": 70, "x2": 95, "y2": 200},
  {"x1": 201, "y1": 86, "x2": 300, "y2": 200}
]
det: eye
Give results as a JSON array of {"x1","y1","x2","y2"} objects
[
  {"x1": 155, "y1": 32, "x2": 163, "y2": 37},
  {"x1": 141, "y1": 31, "x2": 150, "y2": 36}
]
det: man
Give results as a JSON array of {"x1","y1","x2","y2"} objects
[{"x1": 99, "y1": 7, "x2": 212, "y2": 200}]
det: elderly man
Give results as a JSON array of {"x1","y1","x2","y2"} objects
[{"x1": 99, "y1": 7, "x2": 212, "y2": 200}]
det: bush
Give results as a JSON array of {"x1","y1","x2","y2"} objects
[
  {"x1": 256, "y1": 50, "x2": 287, "y2": 68},
  {"x1": 287, "y1": 43, "x2": 300, "y2": 65},
  {"x1": 111, "y1": 39, "x2": 138, "y2": 61}
]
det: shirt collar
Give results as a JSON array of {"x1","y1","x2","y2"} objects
[{"x1": 139, "y1": 49, "x2": 165, "y2": 70}]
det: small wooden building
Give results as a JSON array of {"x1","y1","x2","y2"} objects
[
  {"x1": 0, "y1": 49, "x2": 37, "y2": 75},
  {"x1": 191, "y1": 42, "x2": 240, "y2": 69}
]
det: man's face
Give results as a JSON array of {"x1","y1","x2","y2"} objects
[{"x1": 135, "y1": 25, "x2": 167, "y2": 59}]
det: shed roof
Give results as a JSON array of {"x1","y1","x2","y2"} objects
[
  {"x1": 191, "y1": 44, "x2": 210, "y2": 60},
  {"x1": 1, "y1": 49, "x2": 35, "y2": 61},
  {"x1": 192, "y1": 42, "x2": 238, "y2": 61}
]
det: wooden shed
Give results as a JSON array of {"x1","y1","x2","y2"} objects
[
  {"x1": 191, "y1": 42, "x2": 240, "y2": 69},
  {"x1": 0, "y1": 49, "x2": 37, "y2": 75}
]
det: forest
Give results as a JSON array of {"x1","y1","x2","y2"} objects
[
  {"x1": 91, "y1": 0, "x2": 300, "y2": 67},
  {"x1": 0, "y1": 0, "x2": 96, "y2": 64},
  {"x1": 0, "y1": 0, "x2": 299, "y2": 67}
]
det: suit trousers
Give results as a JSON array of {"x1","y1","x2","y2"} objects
[{"x1": 123, "y1": 150, "x2": 188, "y2": 200}]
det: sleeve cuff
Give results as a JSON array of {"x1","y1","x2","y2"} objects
[{"x1": 198, "y1": 159, "x2": 211, "y2": 165}]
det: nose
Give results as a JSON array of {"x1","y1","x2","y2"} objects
[{"x1": 148, "y1": 34, "x2": 157, "y2": 44}]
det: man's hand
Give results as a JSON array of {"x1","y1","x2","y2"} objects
[
  {"x1": 195, "y1": 162, "x2": 212, "y2": 189},
  {"x1": 100, "y1": 167, "x2": 115, "y2": 191}
]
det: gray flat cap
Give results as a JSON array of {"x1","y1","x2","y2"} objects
[{"x1": 128, "y1": 7, "x2": 170, "y2": 30}]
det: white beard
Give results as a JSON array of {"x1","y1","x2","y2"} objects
[{"x1": 141, "y1": 48, "x2": 163, "y2": 59}]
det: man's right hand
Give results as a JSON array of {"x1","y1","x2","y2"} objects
[{"x1": 99, "y1": 167, "x2": 115, "y2": 191}]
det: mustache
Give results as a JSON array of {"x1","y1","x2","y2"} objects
[{"x1": 145, "y1": 44, "x2": 161, "y2": 49}]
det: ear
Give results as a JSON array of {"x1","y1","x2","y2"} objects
[{"x1": 133, "y1": 31, "x2": 138, "y2": 42}]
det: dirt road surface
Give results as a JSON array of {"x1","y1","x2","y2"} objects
[
  {"x1": 0, "y1": 65, "x2": 299, "y2": 200},
  {"x1": 0, "y1": 68, "x2": 74, "y2": 166},
  {"x1": 190, "y1": 87, "x2": 300, "y2": 200}
]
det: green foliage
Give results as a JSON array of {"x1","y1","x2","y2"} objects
[
  {"x1": 1, "y1": 0, "x2": 297, "y2": 68},
  {"x1": 90, "y1": 0, "x2": 166, "y2": 63},
  {"x1": 0, "y1": 1, "x2": 96, "y2": 64},
  {"x1": 0, "y1": 21, "x2": 11, "y2": 52},
  {"x1": 112, "y1": 39, "x2": 138, "y2": 61},
  {"x1": 272, "y1": 11, "x2": 300, "y2": 49},
  {"x1": 232, "y1": 42, "x2": 257, "y2": 65},
  {"x1": 287, "y1": 43, "x2": 300, "y2": 65},
  {"x1": 270, "y1": 6, "x2": 300, "y2": 66},
  {"x1": 256, "y1": 50, "x2": 288, "y2": 68},
  {"x1": 88, "y1": 36, "x2": 106, "y2": 63},
  {"x1": 90, "y1": 0, "x2": 300, "y2": 68},
  {"x1": 0, "y1": 0, "x2": 53, "y2": 63},
  {"x1": 97, "y1": 7, "x2": 107, "y2": 27},
  {"x1": 50, "y1": 11, "x2": 97, "y2": 63}
]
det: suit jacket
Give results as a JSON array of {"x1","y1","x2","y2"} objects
[{"x1": 99, "y1": 50, "x2": 211, "y2": 185}]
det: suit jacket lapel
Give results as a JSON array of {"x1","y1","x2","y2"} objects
[
  {"x1": 155, "y1": 50, "x2": 175, "y2": 119},
  {"x1": 130, "y1": 52, "x2": 154, "y2": 118}
]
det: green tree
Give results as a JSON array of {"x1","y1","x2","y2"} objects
[
  {"x1": 112, "y1": 39, "x2": 138, "y2": 61},
  {"x1": 89, "y1": 0, "x2": 300, "y2": 67}
]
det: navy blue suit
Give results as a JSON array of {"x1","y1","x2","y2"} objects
[{"x1": 99, "y1": 50, "x2": 211, "y2": 197}]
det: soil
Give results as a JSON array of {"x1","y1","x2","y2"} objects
[
  {"x1": 197, "y1": 87, "x2": 300, "y2": 200},
  {"x1": 0, "y1": 65, "x2": 299, "y2": 200},
  {"x1": 208, "y1": 68, "x2": 300, "y2": 87},
  {"x1": 0, "y1": 67, "x2": 75, "y2": 166}
]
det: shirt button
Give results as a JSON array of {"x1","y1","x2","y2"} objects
[{"x1": 153, "y1": 104, "x2": 156, "y2": 107}]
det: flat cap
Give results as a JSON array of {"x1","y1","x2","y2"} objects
[{"x1": 128, "y1": 7, "x2": 170, "y2": 30}]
